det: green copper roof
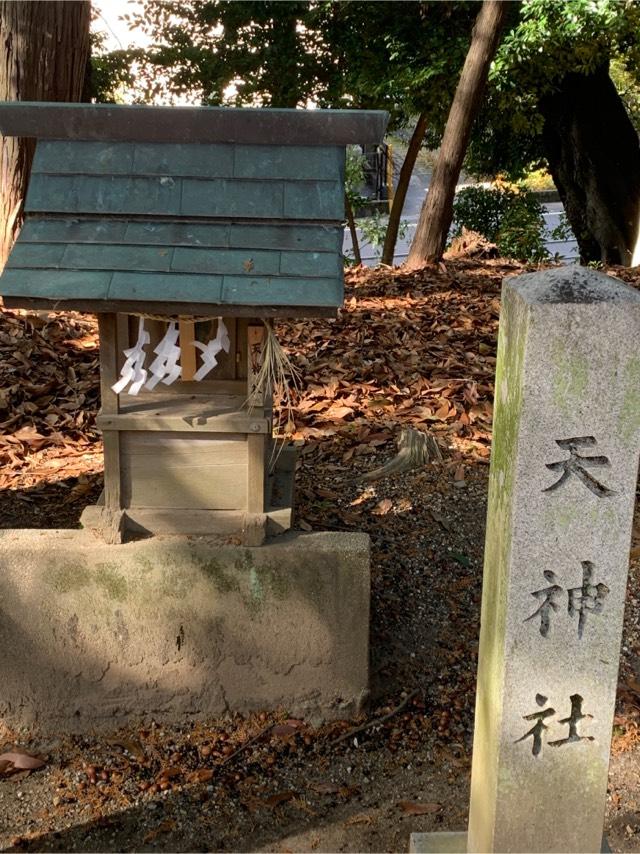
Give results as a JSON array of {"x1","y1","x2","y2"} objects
[{"x1": 0, "y1": 102, "x2": 389, "y2": 315}]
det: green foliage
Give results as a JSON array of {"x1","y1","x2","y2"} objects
[
  {"x1": 359, "y1": 211, "x2": 408, "y2": 252},
  {"x1": 328, "y1": 1, "x2": 478, "y2": 127},
  {"x1": 491, "y1": 0, "x2": 640, "y2": 122},
  {"x1": 451, "y1": 186, "x2": 549, "y2": 263},
  {"x1": 91, "y1": 2, "x2": 478, "y2": 127},
  {"x1": 467, "y1": 0, "x2": 640, "y2": 179},
  {"x1": 497, "y1": 200, "x2": 549, "y2": 264},
  {"x1": 549, "y1": 212, "x2": 573, "y2": 243},
  {"x1": 345, "y1": 146, "x2": 368, "y2": 212},
  {"x1": 519, "y1": 168, "x2": 555, "y2": 192},
  {"x1": 610, "y1": 55, "x2": 640, "y2": 130},
  {"x1": 452, "y1": 186, "x2": 508, "y2": 243},
  {"x1": 118, "y1": 1, "x2": 344, "y2": 107},
  {"x1": 86, "y1": 30, "x2": 137, "y2": 103}
]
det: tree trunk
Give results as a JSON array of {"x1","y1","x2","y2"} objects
[
  {"x1": 268, "y1": 10, "x2": 301, "y2": 108},
  {"x1": 344, "y1": 194, "x2": 362, "y2": 265},
  {"x1": 0, "y1": 1, "x2": 90, "y2": 270},
  {"x1": 381, "y1": 112, "x2": 428, "y2": 266},
  {"x1": 406, "y1": 0, "x2": 508, "y2": 268},
  {"x1": 539, "y1": 65, "x2": 640, "y2": 267}
]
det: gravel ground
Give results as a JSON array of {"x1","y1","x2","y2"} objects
[
  {"x1": 1, "y1": 260, "x2": 640, "y2": 851},
  {"x1": 1, "y1": 459, "x2": 639, "y2": 852}
]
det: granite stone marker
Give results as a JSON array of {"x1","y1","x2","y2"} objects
[{"x1": 411, "y1": 266, "x2": 640, "y2": 853}]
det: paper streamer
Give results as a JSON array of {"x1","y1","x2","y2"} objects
[
  {"x1": 145, "y1": 320, "x2": 182, "y2": 390},
  {"x1": 192, "y1": 318, "x2": 230, "y2": 381},
  {"x1": 111, "y1": 316, "x2": 150, "y2": 396}
]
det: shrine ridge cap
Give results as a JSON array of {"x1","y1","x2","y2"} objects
[{"x1": 0, "y1": 102, "x2": 389, "y2": 145}]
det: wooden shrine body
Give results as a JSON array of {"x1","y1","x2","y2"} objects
[
  {"x1": 0, "y1": 103, "x2": 388, "y2": 544},
  {"x1": 91, "y1": 314, "x2": 283, "y2": 544}
]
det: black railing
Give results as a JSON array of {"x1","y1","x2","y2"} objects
[{"x1": 361, "y1": 143, "x2": 390, "y2": 201}]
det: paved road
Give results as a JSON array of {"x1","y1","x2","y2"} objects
[{"x1": 343, "y1": 150, "x2": 578, "y2": 266}]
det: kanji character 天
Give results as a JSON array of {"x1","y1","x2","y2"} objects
[{"x1": 543, "y1": 437, "x2": 614, "y2": 497}]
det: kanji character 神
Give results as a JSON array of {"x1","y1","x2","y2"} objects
[
  {"x1": 524, "y1": 570, "x2": 563, "y2": 637},
  {"x1": 568, "y1": 560, "x2": 610, "y2": 639},
  {"x1": 523, "y1": 562, "x2": 608, "y2": 638}
]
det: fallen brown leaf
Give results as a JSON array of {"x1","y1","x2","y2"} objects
[
  {"x1": 309, "y1": 781, "x2": 340, "y2": 794},
  {"x1": 345, "y1": 813, "x2": 375, "y2": 826},
  {"x1": 371, "y1": 498, "x2": 393, "y2": 516},
  {"x1": 0, "y1": 750, "x2": 46, "y2": 771},
  {"x1": 157, "y1": 766, "x2": 182, "y2": 780},
  {"x1": 398, "y1": 800, "x2": 441, "y2": 815},
  {"x1": 107, "y1": 736, "x2": 146, "y2": 762},
  {"x1": 262, "y1": 790, "x2": 297, "y2": 808},
  {"x1": 272, "y1": 724, "x2": 299, "y2": 738},
  {"x1": 187, "y1": 768, "x2": 214, "y2": 784},
  {"x1": 291, "y1": 797, "x2": 318, "y2": 816}
]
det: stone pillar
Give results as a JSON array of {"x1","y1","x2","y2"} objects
[{"x1": 411, "y1": 267, "x2": 640, "y2": 853}]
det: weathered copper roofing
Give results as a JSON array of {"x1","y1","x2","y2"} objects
[{"x1": 0, "y1": 103, "x2": 388, "y2": 316}]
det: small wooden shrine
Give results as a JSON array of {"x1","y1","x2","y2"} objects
[{"x1": 0, "y1": 103, "x2": 387, "y2": 544}]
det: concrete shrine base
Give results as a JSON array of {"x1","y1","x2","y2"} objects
[
  {"x1": 0, "y1": 528, "x2": 369, "y2": 733},
  {"x1": 409, "y1": 832, "x2": 611, "y2": 852},
  {"x1": 409, "y1": 832, "x2": 467, "y2": 853}
]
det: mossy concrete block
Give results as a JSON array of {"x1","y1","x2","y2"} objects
[
  {"x1": 468, "y1": 267, "x2": 640, "y2": 853},
  {"x1": 0, "y1": 530, "x2": 369, "y2": 732}
]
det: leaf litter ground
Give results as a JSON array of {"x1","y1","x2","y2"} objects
[{"x1": 1, "y1": 259, "x2": 640, "y2": 852}]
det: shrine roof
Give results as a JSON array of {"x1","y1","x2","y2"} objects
[
  {"x1": 0, "y1": 103, "x2": 388, "y2": 317},
  {"x1": 0, "y1": 102, "x2": 388, "y2": 146}
]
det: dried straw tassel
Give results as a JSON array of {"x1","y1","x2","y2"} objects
[{"x1": 246, "y1": 321, "x2": 301, "y2": 460}]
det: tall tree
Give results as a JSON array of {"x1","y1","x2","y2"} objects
[
  {"x1": 115, "y1": 1, "x2": 343, "y2": 107},
  {"x1": 466, "y1": 0, "x2": 640, "y2": 265},
  {"x1": 0, "y1": 1, "x2": 91, "y2": 269},
  {"x1": 407, "y1": 0, "x2": 509, "y2": 267},
  {"x1": 381, "y1": 112, "x2": 428, "y2": 266},
  {"x1": 328, "y1": 2, "x2": 478, "y2": 266},
  {"x1": 540, "y1": 66, "x2": 640, "y2": 265},
  {"x1": 94, "y1": 2, "x2": 479, "y2": 265}
]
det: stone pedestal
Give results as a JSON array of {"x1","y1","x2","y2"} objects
[
  {"x1": 409, "y1": 832, "x2": 611, "y2": 853},
  {"x1": 411, "y1": 267, "x2": 640, "y2": 853},
  {"x1": 0, "y1": 529, "x2": 369, "y2": 732}
]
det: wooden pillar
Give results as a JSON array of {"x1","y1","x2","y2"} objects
[
  {"x1": 247, "y1": 324, "x2": 266, "y2": 513},
  {"x1": 97, "y1": 312, "x2": 126, "y2": 542},
  {"x1": 179, "y1": 318, "x2": 197, "y2": 381},
  {"x1": 247, "y1": 324, "x2": 265, "y2": 406}
]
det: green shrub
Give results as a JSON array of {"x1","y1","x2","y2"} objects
[
  {"x1": 359, "y1": 210, "x2": 408, "y2": 251},
  {"x1": 345, "y1": 145, "x2": 368, "y2": 211},
  {"x1": 451, "y1": 185, "x2": 549, "y2": 263}
]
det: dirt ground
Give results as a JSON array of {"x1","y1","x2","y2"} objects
[{"x1": 1, "y1": 260, "x2": 639, "y2": 853}]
